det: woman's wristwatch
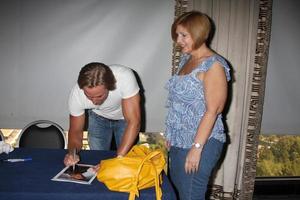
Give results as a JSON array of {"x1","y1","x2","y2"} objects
[{"x1": 192, "y1": 142, "x2": 203, "y2": 149}]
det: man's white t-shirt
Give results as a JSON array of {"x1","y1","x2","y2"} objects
[{"x1": 68, "y1": 64, "x2": 140, "y2": 120}]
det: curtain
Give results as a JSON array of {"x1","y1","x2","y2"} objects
[
  {"x1": 0, "y1": 0, "x2": 174, "y2": 131},
  {"x1": 172, "y1": 0, "x2": 272, "y2": 199}
]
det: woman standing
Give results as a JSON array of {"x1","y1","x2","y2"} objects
[{"x1": 165, "y1": 11, "x2": 231, "y2": 200}]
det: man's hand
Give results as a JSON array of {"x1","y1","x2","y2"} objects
[{"x1": 63, "y1": 151, "x2": 80, "y2": 166}]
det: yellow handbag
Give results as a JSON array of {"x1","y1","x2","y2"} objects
[{"x1": 97, "y1": 144, "x2": 166, "y2": 200}]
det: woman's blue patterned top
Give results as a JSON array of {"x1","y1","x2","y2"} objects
[{"x1": 165, "y1": 54, "x2": 231, "y2": 148}]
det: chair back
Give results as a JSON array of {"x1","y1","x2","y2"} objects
[
  {"x1": 18, "y1": 120, "x2": 66, "y2": 149},
  {"x1": 0, "y1": 131, "x2": 4, "y2": 141}
]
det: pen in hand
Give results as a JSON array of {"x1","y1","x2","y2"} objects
[{"x1": 72, "y1": 148, "x2": 76, "y2": 172}]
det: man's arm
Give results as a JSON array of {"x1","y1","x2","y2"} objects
[
  {"x1": 117, "y1": 93, "x2": 141, "y2": 156},
  {"x1": 64, "y1": 114, "x2": 85, "y2": 166},
  {"x1": 67, "y1": 114, "x2": 85, "y2": 150}
]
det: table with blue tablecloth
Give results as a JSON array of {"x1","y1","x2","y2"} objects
[{"x1": 0, "y1": 148, "x2": 176, "y2": 200}]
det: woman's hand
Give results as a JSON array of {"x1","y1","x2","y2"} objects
[{"x1": 185, "y1": 147, "x2": 202, "y2": 174}]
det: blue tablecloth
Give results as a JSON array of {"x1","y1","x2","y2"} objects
[{"x1": 0, "y1": 148, "x2": 176, "y2": 200}]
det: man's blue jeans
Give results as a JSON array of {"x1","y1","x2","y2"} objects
[
  {"x1": 169, "y1": 138, "x2": 224, "y2": 200},
  {"x1": 87, "y1": 110, "x2": 126, "y2": 150}
]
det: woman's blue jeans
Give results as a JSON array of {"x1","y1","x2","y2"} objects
[
  {"x1": 87, "y1": 110, "x2": 126, "y2": 150},
  {"x1": 169, "y1": 138, "x2": 224, "y2": 200}
]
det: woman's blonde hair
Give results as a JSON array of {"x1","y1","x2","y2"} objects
[{"x1": 171, "y1": 11, "x2": 211, "y2": 49}]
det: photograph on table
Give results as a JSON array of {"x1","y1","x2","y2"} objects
[{"x1": 52, "y1": 164, "x2": 97, "y2": 184}]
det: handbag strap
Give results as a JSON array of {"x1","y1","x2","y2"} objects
[{"x1": 129, "y1": 150, "x2": 163, "y2": 200}]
